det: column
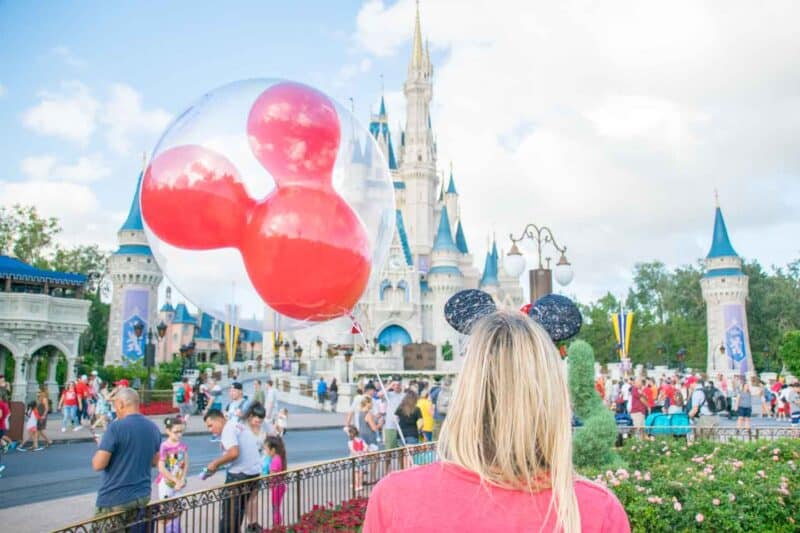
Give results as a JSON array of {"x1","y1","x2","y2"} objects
[
  {"x1": 0, "y1": 351, "x2": 6, "y2": 375},
  {"x1": 46, "y1": 352, "x2": 60, "y2": 407},
  {"x1": 26, "y1": 355, "x2": 41, "y2": 401},
  {"x1": 12, "y1": 354, "x2": 28, "y2": 402},
  {"x1": 65, "y1": 356, "x2": 77, "y2": 385}
]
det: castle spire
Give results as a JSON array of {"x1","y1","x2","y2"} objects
[
  {"x1": 707, "y1": 204, "x2": 738, "y2": 259},
  {"x1": 411, "y1": 0, "x2": 424, "y2": 70},
  {"x1": 432, "y1": 205, "x2": 458, "y2": 252}
]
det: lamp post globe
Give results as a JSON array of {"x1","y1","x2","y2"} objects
[
  {"x1": 504, "y1": 243, "x2": 526, "y2": 277},
  {"x1": 554, "y1": 252, "x2": 574, "y2": 287}
]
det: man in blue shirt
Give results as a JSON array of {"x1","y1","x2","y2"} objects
[
  {"x1": 92, "y1": 388, "x2": 162, "y2": 517},
  {"x1": 317, "y1": 378, "x2": 328, "y2": 410}
]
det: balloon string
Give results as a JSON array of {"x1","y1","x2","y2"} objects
[{"x1": 348, "y1": 312, "x2": 408, "y2": 448}]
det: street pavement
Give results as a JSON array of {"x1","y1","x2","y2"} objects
[{"x1": 0, "y1": 427, "x2": 348, "y2": 510}]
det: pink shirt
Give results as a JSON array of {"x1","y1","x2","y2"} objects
[{"x1": 364, "y1": 463, "x2": 629, "y2": 533}]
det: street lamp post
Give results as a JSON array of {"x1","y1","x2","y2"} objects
[
  {"x1": 762, "y1": 344, "x2": 771, "y2": 372},
  {"x1": 504, "y1": 223, "x2": 574, "y2": 302},
  {"x1": 676, "y1": 348, "x2": 687, "y2": 374},
  {"x1": 344, "y1": 349, "x2": 353, "y2": 384}
]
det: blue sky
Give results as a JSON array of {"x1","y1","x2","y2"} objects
[{"x1": 2, "y1": 1, "x2": 799, "y2": 303}]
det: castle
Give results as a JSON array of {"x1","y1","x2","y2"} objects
[{"x1": 104, "y1": 4, "x2": 522, "y2": 369}]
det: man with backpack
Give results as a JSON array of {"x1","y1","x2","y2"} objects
[
  {"x1": 433, "y1": 378, "x2": 452, "y2": 440},
  {"x1": 687, "y1": 379, "x2": 721, "y2": 439}
]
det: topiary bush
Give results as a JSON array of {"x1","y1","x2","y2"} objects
[{"x1": 568, "y1": 340, "x2": 618, "y2": 468}]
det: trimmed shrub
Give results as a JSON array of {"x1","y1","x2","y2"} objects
[{"x1": 568, "y1": 340, "x2": 618, "y2": 467}]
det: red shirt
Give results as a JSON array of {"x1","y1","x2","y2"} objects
[
  {"x1": 0, "y1": 400, "x2": 9, "y2": 430},
  {"x1": 62, "y1": 389, "x2": 79, "y2": 406},
  {"x1": 75, "y1": 382, "x2": 90, "y2": 399},
  {"x1": 364, "y1": 463, "x2": 630, "y2": 533},
  {"x1": 644, "y1": 386, "x2": 657, "y2": 408},
  {"x1": 630, "y1": 386, "x2": 647, "y2": 414},
  {"x1": 595, "y1": 379, "x2": 605, "y2": 399},
  {"x1": 660, "y1": 384, "x2": 675, "y2": 402}
]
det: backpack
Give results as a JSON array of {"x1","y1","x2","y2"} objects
[
  {"x1": 705, "y1": 386, "x2": 727, "y2": 413},
  {"x1": 175, "y1": 386, "x2": 185, "y2": 403},
  {"x1": 435, "y1": 387, "x2": 452, "y2": 416}
]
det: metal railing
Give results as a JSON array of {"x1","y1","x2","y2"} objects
[
  {"x1": 616, "y1": 425, "x2": 799, "y2": 443},
  {"x1": 53, "y1": 442, "x2": 437, "y2": 533}
]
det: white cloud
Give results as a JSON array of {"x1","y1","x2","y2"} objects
[
  {"x1": 101, "y1": 83, "x2": 172, "y2": 155},
  {"x1": 354, "y1": 0, "x2": 800, "y2": 301},
  {"x1": 334, "y1": 57, "x2": 374, "y2": 87},
  {"x1": 20, "y1": 154, "x2": 111, "y2": 183},
  {"x1": 51, "y1": 46, "x2": 87, "y2": 68},
  {"x1": 21, "y1": 81, "x2": 172, "y2": 155},
  {"x1": 0, "y1": 180, "x2": 116, "y2": 249},
  {"x1": 21, "y1": 81, "x2": 99, "y2": 144}
]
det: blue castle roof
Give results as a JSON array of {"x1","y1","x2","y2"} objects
[
  {"x1": 368, "y1": 97, "x2": 398, "y2": 170},
  {"x1": 455, "y1": 220, "x2": 469, "y2": 254},
  {"x1": 395, "y1": 210, "x2": 413, "y2": 266},
  {"x1": 432, "y1": 206, "x2": 458, "y2": 252},
  {"x1": 114, "y1": 245, "x2": 152, "y2": 256},
  {"x1": 120, "y1": 172, "x2": 144, "y2": 232},
  {"x1": 480, "y1": 247, "x2": 499, "y2": 287},
  {"x1": 429, "y1": 265, "x2": 461, "y2": 276},
  {"x1": 393, "y1": 181, "x2": 406, "y2": 190},
  {"x1": 172, "y1": 303, "x2": 196, "y2": 324},
  {"x1": 160, "y1": 302, "x2": 174, "y2": 313},
  {"x1": 446, "y1": 172, "x2": 457, "y2": 195},
  {"x1": 707, "y1": 207, "x2": 738, "y2": 259},
  {"x1": 0, "y1": 255, "x2": 86, "y2": 286}
]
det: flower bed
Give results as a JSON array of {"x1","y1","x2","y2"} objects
[
  {"x1": 260, "y1": 439, "x2": 798, "y2": 532},
  {"x1": 264, "y1": 498, "x2": 368, "y2": 532},
  {"x1": 139, "y1": 400, "x2": 178, "y2": 416},
  {"x1": 584, "y1": 437, "x2": 799, "y2": 532}
]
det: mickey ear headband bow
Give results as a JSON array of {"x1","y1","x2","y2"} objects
[{"x1": 444, "y1": 289, "x2": 583, "y2": 342}]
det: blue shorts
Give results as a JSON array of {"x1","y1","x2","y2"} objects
[
  {"x1": 737, "y1": 407, "x2": 752, "y2": 418},
  {"x1": 791, "y1": 413, "x2": 800, "y2": 425}
]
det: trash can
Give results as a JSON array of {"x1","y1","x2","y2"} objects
[{"x1": 7, "y1": 401, "x2": 25, "y2": 442}]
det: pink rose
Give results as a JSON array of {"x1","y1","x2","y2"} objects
[
  {"x1": 673, "y1": 501, "x2": 682, "y2": 511},
  {"x1": 712, "y1": 498, "x2": 720, "y2": 506},
  {"x1": 696, "y1": 513, "x2": 704, "y2": 523},
  {"x1": 728, "y1": 493, "x2": 736, "y2": 502}
]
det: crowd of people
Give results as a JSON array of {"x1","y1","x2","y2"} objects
[
  {"x1": 89, "y1": 380, "x2": 290, "y2": 533},
  {"x1": 597, "y1": 371, "x2": 800, "y2": 437}
]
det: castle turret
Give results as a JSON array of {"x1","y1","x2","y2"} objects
[
  {"x1": 104, "y1": 166, "x2": 163, "y2": 366},
  {"x1": 700, "y1": 202, "x2": 754, "y2": 376},
  {"x1": 428, "y1": 206, "x2": 463, "y2": 344}
]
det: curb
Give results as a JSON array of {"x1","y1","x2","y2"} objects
[{"x1": 37, "y1": 424, "x2": 344, "y2": 446}]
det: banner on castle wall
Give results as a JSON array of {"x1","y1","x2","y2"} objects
[
  {"x1": 723, "y1": 303, "x2": 748, "y2": 372},
  {"x1": 121, "y1": 288, "x2": 150, "y2": 361}
]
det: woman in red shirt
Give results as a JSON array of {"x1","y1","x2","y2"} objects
[
  {"x1": 58, "y1": 381, "x2": 80, "y2": 432},
  {"x1": 364, "y1": 311, "x2": 629, "y2": 533}
]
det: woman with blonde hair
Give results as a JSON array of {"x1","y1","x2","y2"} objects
[{"x1": 364, "y1": 297, "x2": 629, "y2": 532}]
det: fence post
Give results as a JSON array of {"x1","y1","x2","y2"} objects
[
  {"x1": 296, "y1": 474, "x2": 302, "y2": 524},
  {"x1": 351, "y1": 457, "x2": 356, "y2": 500}
]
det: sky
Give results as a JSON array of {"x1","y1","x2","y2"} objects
[{"x1": 1, "y1": 0, "x2": 799, "y2": 305}]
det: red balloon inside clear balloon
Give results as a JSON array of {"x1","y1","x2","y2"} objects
[{"x1": 140, "y1": 80, "x2": 384, "y2": 326}]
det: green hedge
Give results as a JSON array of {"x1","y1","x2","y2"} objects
[{"x1": 583, "y1": 438, "x2": 800, "y2": 532}]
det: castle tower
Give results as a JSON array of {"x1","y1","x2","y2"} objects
[
  {"x1": 428, "y1": 206, "x2": 463, "y2": 344},
  {"x1": 104, "y1": 168, "x2": 163, "y2": 366},
  {"x1": 400, "y1": 0, "x2": 437, "y2": 271},
  {"x1": 700, "y1": 202, "x2": 754, "y2": 376}
]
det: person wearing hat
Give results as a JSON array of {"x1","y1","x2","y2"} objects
[{"x1": 225, "y1": 382, "x2": 250, "y2": 422}]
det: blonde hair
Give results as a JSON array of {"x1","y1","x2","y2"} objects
[{"x1": 437, "y1": 310, "x2": 580, "y2": 532}]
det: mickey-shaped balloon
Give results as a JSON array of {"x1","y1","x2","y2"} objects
[
  {"x1": 445, "y1": 289, "x2": 582, "y2": 342},
  {"x1": 141, "y1": 82, "x2": 371, "y2": 322}
]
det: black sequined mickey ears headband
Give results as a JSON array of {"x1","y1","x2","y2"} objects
[{"x1": 444, "y1": 289, "x2": 582, "y2": 342}]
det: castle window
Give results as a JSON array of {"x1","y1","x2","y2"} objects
[{"x1": 379, "y1": 279, "x2": 392, "y2": 301}]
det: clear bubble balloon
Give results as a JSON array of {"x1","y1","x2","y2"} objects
[{"x1": 141, "y1": 79, "x2": 395, "y2": 331}]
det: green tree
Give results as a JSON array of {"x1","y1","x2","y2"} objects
[
  {"x1": 0, "y1": 204, "x2": 61, "y2": 267},
  {"x1": 576, "y1": 292, "x2": 620, "y2": 364},
  {"x1": 778, "y1": 330, "x2": 800, "y2": 377}
]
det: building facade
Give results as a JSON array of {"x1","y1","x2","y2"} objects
[{"x1": 700, "y1": 203, "x2": 754, "y2": 376}]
